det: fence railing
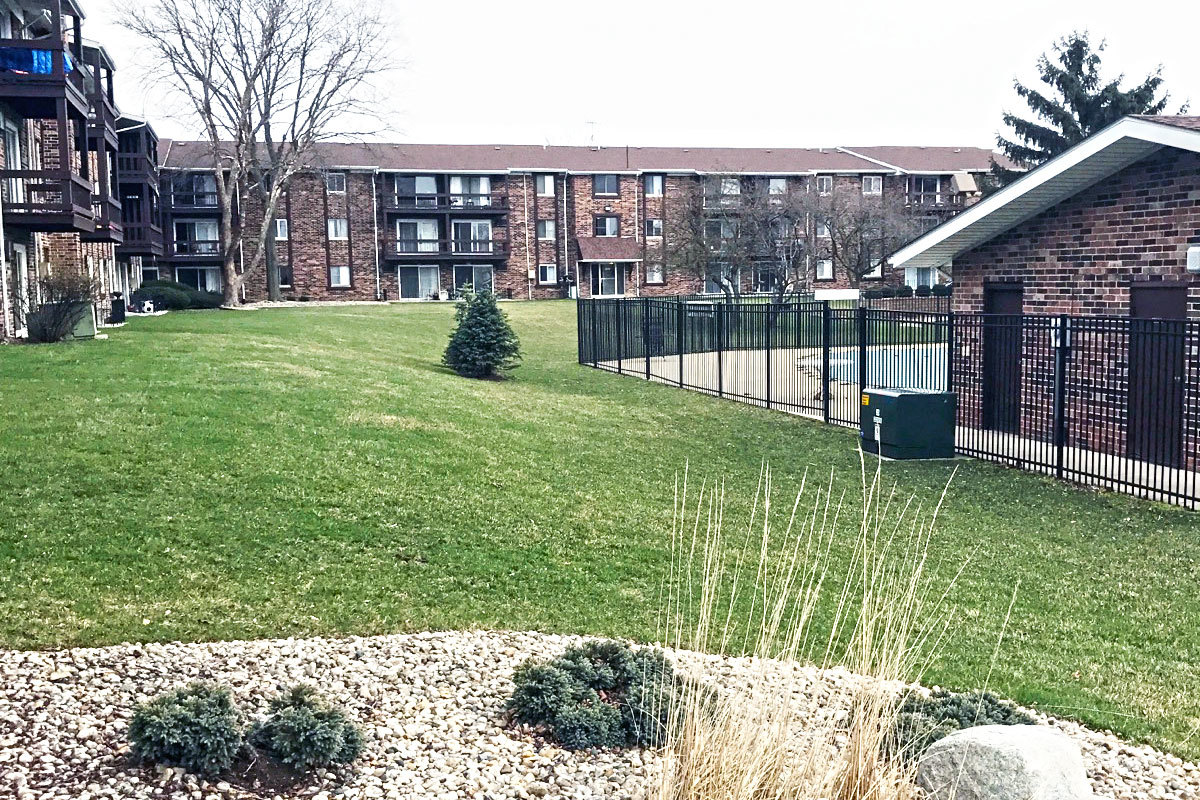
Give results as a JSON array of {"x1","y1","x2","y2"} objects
[{"x1": 577, "y1": 296, "x2": 1199, "y2": 509}]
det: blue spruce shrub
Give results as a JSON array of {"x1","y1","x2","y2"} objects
[{"x1": 128, "y1": 683, "x2": 243, "y2": 776}]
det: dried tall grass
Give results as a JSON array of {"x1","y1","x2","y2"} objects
[{"x1": 654, "y1": 457, "x2": 961, "y2": 800}]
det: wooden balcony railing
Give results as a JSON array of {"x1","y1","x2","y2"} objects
[
  {"x1": 0, "y1": 170, "x2": 94, "y2": 228},
  {"x1": 0, "y1": 38, "x2": 87, "y2": 109},
  {"x1": 385, "y1": 193, "x2": 509, "y2": 211},
  {"x1": 174, "y1": 239, "x2": 221, "y2": 256},
  {"x1": 388, "y1": 237, "x2": 509, "y2": 258}
]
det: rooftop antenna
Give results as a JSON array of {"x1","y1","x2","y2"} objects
[{"x1": 586, "y1": 121, "x2": 599, "y2": 150}]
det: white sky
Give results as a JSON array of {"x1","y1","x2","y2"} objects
[{"x1": 84, "y1": 0, "x2": 1198, "y2": 150}]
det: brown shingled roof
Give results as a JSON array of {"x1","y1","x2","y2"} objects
[
  {"x1": 158, "y1": 139, "x2": 1004, "y2": 174},
  {"x1": 576, "y1": 237, "x2": 643, "y2": 262},
  {"x1": 840, "y1": 146, "x2": 1011, "y2": 172},
  {"x1": 1133, "y1": 115, "x2": 1200, "y2": 131}
]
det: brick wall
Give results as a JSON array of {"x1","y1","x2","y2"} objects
[{"x1": 952, "y1": 148, "x2": 1200, "y2": 317}]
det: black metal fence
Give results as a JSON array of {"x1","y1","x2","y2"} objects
[{"x1": 578, "y1": 297, "x2": 1199, "y2": 509}]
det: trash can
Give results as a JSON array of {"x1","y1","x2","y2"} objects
[
  {"x1": 109, "y1": 292, "x2": 126, "y2": 323},
  {"x1": 860, "y1": 388, "x2": 956, "y2": 460}
]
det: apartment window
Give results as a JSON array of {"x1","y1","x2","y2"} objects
[
  {"x1": 594, "y1": 174, "x2": 619, "y2": 196},
  {"x1": 815, "y1": 218, "x2": 830, "y2": 238},
  {"x1": 589, "y1": 262, "x2": 625, "y2": 296},
  {"x1": 327, "y1": 218, "x2": 349, "y2": 240},
  {"x1": 537, "y1": 219, "x2": 556, "y2": 240},
  {"x1": 705, "y1": 219, "x2": 735, "y2": 241},
  {"x1": 816, "y1": 259, "x2": 833, "y2": 281},
  {"x1": 172, "y1": 173, "x2": 217, "y2": 206},
  {"x1": 536, "y1": 174, "x2": 555, "y2": 196},
  {"x1": 865, "y1": 260, "x2": 884, "y2": 280},
  {"x1": 274, "y1": 218, "x2": 289, "y2": 240},
  {"x1": 645, "y1": 262, "x2": 664, "y2": 284},
  {"x1": 453, "y1": 265, "x2": 494, "y2": 295},
  {"x1": 644, "y1": 174, "x2": 664, "y2": 196},
  {"x1": 174, "y1": 220, "x2": 219, "y2": 255},
  {"x1": 450, "y1": 175, "x2": 491, "y2": 207},
  {"x1": 329, "y1": 265, "x2": 350, "y2": 288},
  {"x1": 395, "y1": 175, "x2": 438, "y2": 206},
  {"x1": 594, "y1": 215, "x2": 619, "y2": 237},
  {"x1": 768, "y1": 177, "x2": 787, "y2": 196},
  {"x1": 280, "y1": 262, "x2": 293, "y2": 287},
  {"x1": 905, "y1": 266, "x2": 937, "y2": 288},
  {"x1": 396, "y1": 219, "x2": 438, "y2": 253},
  {"x1": 754, "y1": 266, "x2": 779, "y2": 293},
  {"x1": 910, "y1": 175, "x2": 943, "y2": 206},
  {"x1": 538, "y1": 263, "x2": 557, "y2": 285},
  {"x1": 325, "y1": 172, "x2": 346, "y2": 193},
  {"x1": 141, "y1": 266, "x2": 159, "y2": 283},
  {"x1": 645, "y1": 218, "x2": 663, "y2": 238},
  {"x1": 863, "y1": 175, "x2": 883, "y2": 195},
  {"x1": 720, "y1": 176, "x2": 741, "y2": 195},
  {"x1": 176, "y1": 267, "x2": 222, "y2": 292},
  {"x1": 451, "y1": 219, "x2": 493, "y2": 253},
  {"x1": 816, "y1": 175, "x2": 833, "y2": 195}
]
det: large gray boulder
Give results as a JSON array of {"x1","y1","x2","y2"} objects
[{"x1": 916, "y1": 724, "x2": 1093, "y2": 800}]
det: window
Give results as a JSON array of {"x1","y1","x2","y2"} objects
[
  {"x1": 705, "y1": 219, "x2": 735, "y2": 241},
  {"x1": 754, "y1": 266, "x2": 778, "y2": 293},
  {"x1": 720, "y1": 176, "x2": 741, "y2": 195},
  {"x1": 394, "y1": 175, "x2": 438, "y2": 207},
  {"x1": 815, "y1": 218, "x2": 830, "y2": 238},
  {"x1": 910, "y1": 175, "x2": 942, "y2": 205},
  {"x1": 704, "y1": 269, "x2": 735, "y2": 295},
  {"x1": 280, "y1": 262, "x2": 293, "y2": 287},
  {"x1": 645, "y1": 262, "x2": 664, "y2": 284},
  {"x1": 594, "y1": 215, "x2": 619, "y2": 237},
  {"x1": 593, "y1": 174, "x2": 619, "y2": 196},
  {"x1": 816, "y1": 259, "x2": 833, "y2": 281},
  {"x1": 768, "y1": 177, "x2": 787, "y2": 196},
  {"x1": 327, "y1": 218, "x2": 349, "y2": 240},
  {"x1": 537, "y1": 219, "x2": 556, "y2": 240},
  {"x1": 862, "y1": 175, "x2": 883, "y2": 195},
  {"x1": 453, "y1": 265, "x2": 493, "y2": 296},
  {"x1": 644, "y1": 174, "x2": 663, "y2": 196},
  {"x1": 905, "y1": 266, "x2": 937, "y2": 288},
  {"x1": 398, "y1": 265, "x2": 440, "y2": 299},
  {"x1": 536, "y1": 174, "x2": 555, "y2": 196},
  {"x1": 274, "y1": 218, "x2": 289, "y2": 240},
  {"x1": 325, "y1": 172, "x2": 346, "y2": 193},
  {"x1": 396, "y1": 219, "x2": 438, "y2": 253},
  {"x1": 538, "y1": 263, "x2": 557, "y2": 285},
  {"x1": 172, "y1": 173, "x2": 217, "y2": 206},
  {"x1": 645, "y1": 218, "x2": 663, "y2": 238},
  {"x1": 174, "y1": 220, "x2": 219, "y2": 254},
  {"x1": 589, "y1": 262, "x2": 625, "y2": 296},
  {"x1": 176, "y1": 267, "x2": 221, "y2": 292},
  {"x1": 816, "y1": 175, "x2": 833, "y2": 195},
  {"x1": 329, "y1": 265, "x2": 350, "y2": 287},
  {"x1": 141, "y1": 266, "x2": 159, "y2": 283},
  {"x1": 451, "y1": 219, "x2": 493, "y2": 253},
  {"x1": 450, "y1": 175, "x2": 491, "y2": 207}
]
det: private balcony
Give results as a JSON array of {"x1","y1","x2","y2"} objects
[
  {"x1": 117, "y1": 192, "x2": 163, "y2": 257},
  {"x1": 384, "y1": 236, "x2": 509, "y2": 260},
  {"x1": 0, "y1": 170, "x2": 95, "y2": 232},
  {"x1": 383, "y1": 193, "x2": 509, "y2": 213},
  {"x1": 166, "y1": 191, "x2": 220, "y2": 212},
  {"x1": 82, "y1": 44, "x2": 118, "y2": 150},
  {"x1": 172, "y1": 239, "x2": 222, "y2": 258},
  {"x1": 0, "y1": 2, "x2": 89, "y2": 118}
]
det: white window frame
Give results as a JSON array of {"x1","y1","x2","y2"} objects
[
  {"x1": 815, "y1": 218, "x2": 830, "y2": 238},
  {"x1": 395, "y1": 218, "x2": 438, "y2": 253},
  {"x1": 451, "y1": 219, "x2": 493, "y2": 253},
  {"x1": 450, "y1": 175, "x2": 492, "y2": 207},
  {"x1": 325, "y1": 172, "x2": 347, "y2": 193},
  {"x1": 862, "y1": 175, "x2": 883, "y2": 195},
  {"x1": 536, "y1": 174, "x2": 555, "y2": 197},
  {"x1": 329, "y1": 264, "x2": 350, "y2": 288},
  {"x1": 645, "y1": 218, "x2": 663, "y2": 238},
  {"x1": 594, "y1": 174, "x2": 619, "y2": 196},
  {"x1": 645, "y1": 262, "x2": 664, "y2": 284},
  {"x1": 274, "y1": 218, "x2": 289, "y2": 240},
  {"x1": 327, "y1": 218, "x2": 349, "y2": 240},
  {"x1": 768, "y1": 177, "x2": 787, "y2": 196},
  {"x1": 905, "y1": 266, "x2": 937, "y2": 288},
  {"x1": 816, "y1": 175, "x2": 833, "y2": 195},
  {"x1": 594, "y1": 215, "x2": 619, "y2": 237},
  {"x1": 720, "y1": 176, "x2": 741, "y2": 196},
  {"x1": 536, "y1": 219, "x2": 556, "y2": 240},
  {"x1": 537, "y1": 263, "x2": 557, "y2": 285},
  {"x1": 397, "y1": 265, "x2": 440, "y2": 299},
  {"x1": 644, "y1": 174, "x2": 664, "y2": 196},
  {"x1": 816, "y1": 259, "x2": 833, "y2": 281},
  {"x1": 865, "y1": 260, "x2": 884, "y2": 280}
]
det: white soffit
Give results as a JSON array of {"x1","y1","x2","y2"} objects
[{"x1": 889, "y1": 118, "x2": 1200, "y2": 269}]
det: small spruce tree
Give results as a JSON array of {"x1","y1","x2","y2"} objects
[{"x1": 443, "y1": 288, "x2": 521, "y2": 378}]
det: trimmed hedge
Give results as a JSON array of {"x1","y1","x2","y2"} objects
[{"x1": 133, "y1": 279, "x2": 224, "y2": 311}]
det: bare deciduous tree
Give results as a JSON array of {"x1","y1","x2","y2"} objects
[
  {"x1": 121, "y1": 0, "x2": 390, "y2": 303},
  {"x1": 802, "y1": 188, "x2": 920, "y2": 287}
]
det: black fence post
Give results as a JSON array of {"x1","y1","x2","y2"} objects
[
  {"x1": 765, "y1": 307, "x2": 773, "y2": 410},
  {"x1": 822, "y1": 301, "x2": 832, "y2": 423},
  {"x1": 616, "y1": 300, "x2": 624, "y2": 375},
  {"x1": 946, "y1": 310, "x2": 955, "y2": 393},
  {"x1": 857, "y1": 304, "x2": 868, "y2": 393},
  {"x1": 577, "y1": 299, "x2": 584, "y2": 364},
  {"x1": 590, "y1": 299, "x2": 598, "y2": 367},
  {"x1": 1052, "y1": 314, "x2": 1070, "y2": 479},
  {"x1": 643, "y1": 297, "x2": 651, "y2": 379},
  {"x1": 717, "y1": 303, "x2": 725, "y2": 398},
  {"x1": 677, "y1": 296, "x2": 685, "y2": 388}
]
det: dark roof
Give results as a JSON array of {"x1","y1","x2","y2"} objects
[
  {"x1": 158, "y1": 139, "x2": 1004, "y2": 175},
  {"x1": 576, "y1": 237, "x2": 644, "y2": 262},
  {"x1": 1134, "y1": 115, "x2": 1200, "y2": 131},
  {"x1": 842, "y1": 146, "x2": 1011, "y2": 172}
]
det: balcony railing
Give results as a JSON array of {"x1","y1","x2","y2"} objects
[
  {"x1": 0, "y1": 170, "x2": 94, "y2": 228},
  {"x1": 386, "y1": 193, "x2": 509, "y2": 211},
  {"x1": 170, "y1": 192, "x2": 219, "y2": 209},
  {"x1": 120, "y1": 221, "x2": 164, "y2": 255},
  {"x1": 174, "y1": 239, "x2": 221, "y2": 256},
  {"x1": 83, "y1": 194, "x2": 124, "y2": 242},
  {"x1": 117, "y1": 153, "x2": 157, "y2": 179},
  {"x1": 389, "y1": 237, "x2": 509, "y2": 258}
]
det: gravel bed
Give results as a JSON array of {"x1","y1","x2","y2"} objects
[{"x1": 0, "y1": 630, "x2": 1195, "y2": 800}]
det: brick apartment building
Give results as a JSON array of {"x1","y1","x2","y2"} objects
[
  {"x1": 145, "y1": 142, "x2": 1001, "y2": 304},
  {"x1": 0, "y1": 0, "x2": 147, "y2": 339}
]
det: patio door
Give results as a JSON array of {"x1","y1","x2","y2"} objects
[
  {"x1": 453, "y1": 265, "x2": 493, "y2": 296},
  {"x1": 3, "y1": 120, "x2": 22, "y2": 204},
  {"x1": 982, "y1": 283, "x2": 1023, "y2": 433},
  {"x1": 398, "y1": 266, "x2": 439, "y2": 299},
  {"x1": 1128, "y1": 284, "x2": 1186, "y2": 467}
]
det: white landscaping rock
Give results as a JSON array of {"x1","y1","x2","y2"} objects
[{"x1": 917, "y1": 724, "x2": 1093, "y2": 800}]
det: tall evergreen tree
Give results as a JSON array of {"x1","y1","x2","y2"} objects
[{"x1": 993, "y1": 32, "x2": 1182, "y2": 185}]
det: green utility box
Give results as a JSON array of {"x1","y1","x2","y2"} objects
[{"x1": 860, "y1": 388, "x2": 957, "y2": 460}]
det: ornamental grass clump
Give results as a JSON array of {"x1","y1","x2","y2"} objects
[
  {"x1": 442, "y1": 289, "x2": 521, "y2": 378},
  {"x1": 653, "y1": 460, "x2": 969, "y2": 800},
  {"x1": 508, "y1": 639, "x2": 684, "y2": 750}
]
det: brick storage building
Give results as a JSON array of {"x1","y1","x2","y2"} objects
[
  {"x1": 0, "y1": 0, "x2": 140, "y2": 340},
  {"x1": 147, "y1": 141, "x2": 1001, "y2": 303}
]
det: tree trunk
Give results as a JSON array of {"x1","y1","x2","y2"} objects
[{"x1": 265, "y1": 234, "x2": 280, "y2": 301}]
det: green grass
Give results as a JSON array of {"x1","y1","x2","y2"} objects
[{"x1": 1, "y1": 301, "x2": 1198, "y2": 758}]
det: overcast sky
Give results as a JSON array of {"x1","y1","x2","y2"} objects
[{"x1": 85, "y1": 0, "x2": 1198, "y2": 151}]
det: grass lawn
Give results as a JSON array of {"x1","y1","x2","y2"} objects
[{"x1": 1, "y1": 301, "x2": 1198, "y2": 757}]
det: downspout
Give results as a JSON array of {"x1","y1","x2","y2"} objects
[
  {"x1": 562, "y1": 173, "x2": 570, "y2": 296},
  {"x1": 634, "y1": 171, "x2": 641, "y2": 296},
  {"x1": 372, "y1": 169, "x2": 381, "y2": 300},
  {"x1": 0, "y1": 192, "x2": 9, "y2": 337},
  {"x1": 522, "y1": 172, "x2": 532, "y2": 300}
]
